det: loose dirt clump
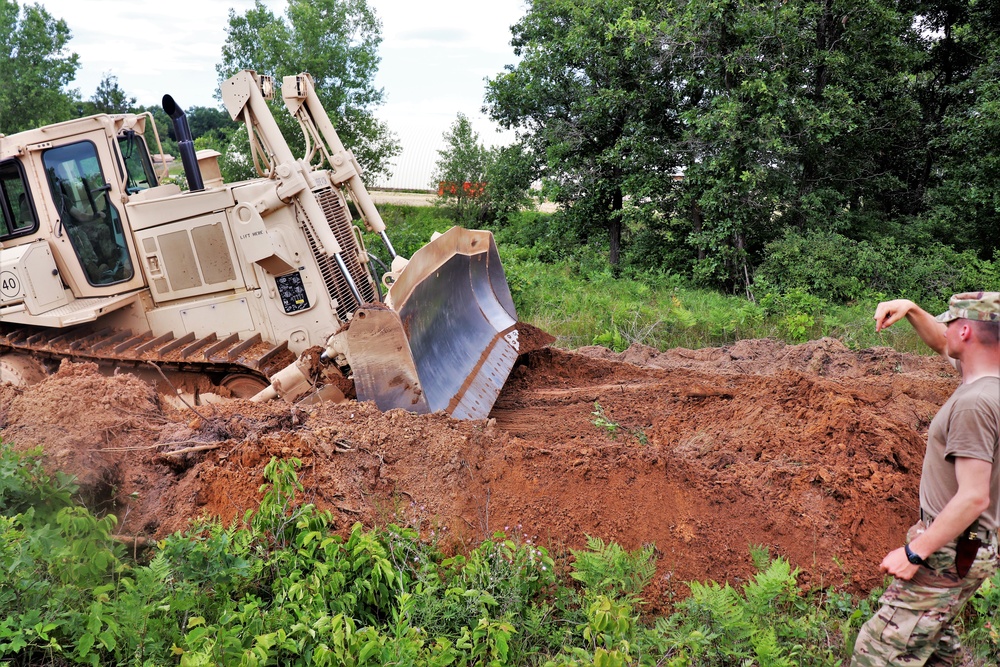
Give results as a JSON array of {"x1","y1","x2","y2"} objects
[{"x1": 0, "y1": 334, "x2": 957, "y2": 611}]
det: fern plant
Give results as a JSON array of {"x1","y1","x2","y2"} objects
[
  {"x1": 743, "y1": 556, "x2": 800, "y2": 618},
  {"x1": 570, "y1": 535, "x2": 656, "y2": 604},
  {"x1": 665, "y1": 555, "x2": 843, "y2": 666}
]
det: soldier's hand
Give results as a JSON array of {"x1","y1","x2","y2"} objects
[
  {"x1": 874, "y1": 300, "x2": 915, "y2": 333},
  {"x1": 880, "y1": 547, "x2": 920, "y2": 580}
]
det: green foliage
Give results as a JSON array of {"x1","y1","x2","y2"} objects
[
  {"x1": 431, "y1": 113, "x2": 492, "y2": 224},
  {"x1": 906, "y1": 2, "x2": 1000, "y2": 261},
  {"x1": 483, "y1": 142, "x2": 539, "y2": 224},
  {"x1": 485, "y1": 0, "x2": 679, "y2": 267},
  {"x1": 217, "y1": 0, "x2": 399, "y2": 182},
  {"x1": 592, "y1": 328, "x2": 628, "y2": 353},
  {"x1": 570, "y1": 536, "x2": 656, "y2": 604},
  {"x1": 476, "y1": 203, "x2": 996, "y2": 354},
  {"x1": 755, "y1": 229, "x2": 868, "y2": 303},
  {"x1": 406, "y1": 529, "x2": 557, "y2": 642},
  {"x1": 660, "y1": 556, "x2": 847, "y2": 666},
  {"x1": 755, "y1": 229, "x2": 1000, "y2": 308},
  {"x1": 430, "y1": 117, "x2": 538, "y2": 228},
  {"x1": 964, "y1": 572, "x2": 1000, "y2": 661},
  {"x1": 2, "y1": 442, "x2": 996, "y2": 666},
  {"x1": 185, "y1": 105, "x2": 234, "y2": 140},
  {"x1": 88, "y1": 73, "x2": 136, "y2": 114},
  {"x1": 0, "y1": 464, "x2": 123, "y2": 664},
  {"x1": 0, "y1": 443, "x2": 75, "y2": 519},
  {"x1": 659, "y1": 0, "x2": 910, "y2": 290},
  {"x1": 590, "y1": 401, "x2": 621, "y2": 437},
  {"x1": 361, "y1": 203, "x2": 456, "y2": 263},
  {"x1": 0, "y1": 0, "x2": 79, "y2": 133},
  {"x1": 477, "y1": 0, "x2": 1000, "y2": 287},
  {"x1": 590, "y1": 402, "x2": 648, "y2": 445}
]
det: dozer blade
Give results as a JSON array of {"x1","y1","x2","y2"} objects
[{"x1": 346, "y1": 227, "x2": 519, "y2": 419}]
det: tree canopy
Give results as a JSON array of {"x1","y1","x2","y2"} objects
[
  {"x1": 485, "y1": 0, "x2": 679, "y2": 267},
  {"x1": 430, "y1": 114, "x2": 491, "y2": 220},
  {"x1": 216, "y1": 0, "x2": 399, "y2": 182},
  {"x1": 0, "y1": 0, "x2": 79, "y2": 134},
  {"x1": 85, "y1": 73, "x2": 136, "y2": 115},
  {"x1": 486, "y1": 0, "x2": 1000, "y2": 291}
]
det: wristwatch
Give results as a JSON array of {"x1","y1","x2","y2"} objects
[{"x1": 905, "y1": 543, "x2": 927, "y2": 566}]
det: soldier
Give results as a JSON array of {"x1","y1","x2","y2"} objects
[{"x1": 853, "y1": 292, "x2": 1000, "y2": 666}]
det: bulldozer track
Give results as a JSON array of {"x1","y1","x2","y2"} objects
[{"x1": 0, "y1": 324, "x2": 297, "y2": 386}]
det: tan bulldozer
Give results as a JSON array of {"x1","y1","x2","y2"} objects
[{"x1": 0, "y1": 70, "x2": 518, "y2": 419}]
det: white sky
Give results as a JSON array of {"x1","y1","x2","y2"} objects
[{"x1": 36, "y1": 0, "x2": 528, "y2": 189}]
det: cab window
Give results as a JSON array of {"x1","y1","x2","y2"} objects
[
  {"x1": 0, "y1": 159, "x2": 38, "y2": 240},
  {"x1": 118, "y1": 131, "x2": 158, "y2": 193},
  {"x1": 43, "y1": 141, "x2": 135, "y2": 286}
]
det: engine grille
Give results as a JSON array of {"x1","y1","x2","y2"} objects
[{"x1": 299, "y1": 187, "x2": 376, "y2": 321}]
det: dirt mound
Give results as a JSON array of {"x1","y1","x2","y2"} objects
[{"x1": 0, "y1": 337, "x2": 957, "y2": 610}]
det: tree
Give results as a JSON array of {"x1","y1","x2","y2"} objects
[
  {"x1": 216, "y1": 0, "x2": 399, "y2": 182},
  {"x1": 655, "y1": 0, "x2": 928, "y2": 291},
  {"x1": 483, "y1": 142, "x2": 539, "y2": 224},
  {"x1": 186, "y1": 106, "x2": 233, "y2": 141},
  {"x1": 431, "y1": 113, "x2": 492, "y2": 222},
  {"x1": 431, "y1": 115, "x2": 539, "y2": 225},
  {"x1": 89, "y1": 73, "x2": 136, "y2": 114},
  {"x1": 484, "y1": 0, "x2": 998, "y2": 289},
  {"x1": 0, "y1": 0, "x2": 79, "y2": 134},
  {"x1": 911, "y1": 0, "x2": 1000, "y2": 260},
  {"x1": 485, "y1": 0, "x2": 680, "y2": 268}
]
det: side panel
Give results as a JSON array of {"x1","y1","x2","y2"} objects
[
  {"x1": 145, "y1": 292, "x2": 260, "y2": 340},
  {"x1": 0, "y1": 240, "x2": 70, "y2": 313},
  {"x1": 134, "y1": 213, "x2": 244, "y2": 304}
]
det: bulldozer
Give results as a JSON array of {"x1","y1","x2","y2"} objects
[{"x1": 0, "y1": 70, "x2": 519, "y2": 419}]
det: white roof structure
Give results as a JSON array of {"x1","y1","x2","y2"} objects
[{"x1": 370, "y1": 117, "x2": 515, "y2": 191}]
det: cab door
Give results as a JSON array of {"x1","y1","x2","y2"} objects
[{"x1": 41, "y1": 137, "x2": 145, "y2": 296}]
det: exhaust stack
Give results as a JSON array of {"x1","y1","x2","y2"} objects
[{"x1": 162, "y1": 95, "x2": 205, "y2": 192}]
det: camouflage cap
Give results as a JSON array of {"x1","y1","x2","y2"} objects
[{"x1": 935, "y1": 291, "x2": 1000, "y2": 323}]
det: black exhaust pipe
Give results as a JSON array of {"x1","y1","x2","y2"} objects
[{"x1": 162, "y1": 95, "x2": 205, "y2": 192}]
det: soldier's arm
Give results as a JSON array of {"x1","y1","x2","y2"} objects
[
  {"x1": 874, "y1": 299, "x2": 948, "y2": 357},
  {"x1": 908, "y1": 457, "x2": 992, "y2": 561}
]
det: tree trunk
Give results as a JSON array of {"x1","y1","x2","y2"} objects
[
  {"x1": 609, "y1": 186, "x2": 623, "y2": 267},
  {"x1": 692, "y1": 203, "x2": 706, "y2": 261}
]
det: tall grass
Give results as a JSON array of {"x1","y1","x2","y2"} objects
[
  {"x1": 505, "y1": 256, "x2": 932, "y2": 355},
  {"x1": 371, "y1": 203, "x2": 938, "y2": 356}
]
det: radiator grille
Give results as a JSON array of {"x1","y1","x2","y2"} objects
[{"x1": 298, "y1": 187, "x2": 376, "y2": 322}]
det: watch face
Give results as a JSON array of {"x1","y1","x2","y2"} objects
[{"x1": 905, "y1": 545, "x2": 923, "y2": 564}]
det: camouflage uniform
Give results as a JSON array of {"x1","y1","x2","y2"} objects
[
  {"x1": 66, "y1": 217, "x2": 121, "y2": 284},
  {"x1": 851, "y1": 521, "x2": 998, "y2": 666},
  {"x1": 933, "y1": 291, "x2": 1000, "y2": 325},
  {"x1": 852, "y1": 292, "x2": 1000, "y2": 666}
]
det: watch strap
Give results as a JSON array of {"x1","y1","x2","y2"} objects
[{"x1": 905, "y1": 543, "x2": 926, "y2": 566}]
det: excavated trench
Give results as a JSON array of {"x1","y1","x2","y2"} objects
[{"x1": 0, "y1": 329, "x2": 955, "y2": 610}]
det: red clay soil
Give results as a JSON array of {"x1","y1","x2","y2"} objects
[{"x1": 0, "y1": 330, "x2": 957, "y2": 612}]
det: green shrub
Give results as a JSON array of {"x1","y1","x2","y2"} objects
[
  {"x1": 365, "y1": 204, "x2": 456, "y2": 261},
  {"x1": 964, "y1": 572, "x2": 1000, "y2": 661},
  {"x1": 0, "y1": 443, "x2": 75, "y2": 520},
  {"x1": 756, "y1": 228, "x2": 1000, "y2": 308},
  {"x1": 755, "y1": 229, "x2": 866, "y2": 302},
  {"x1": 5, "y1": 443, "x2": 993, "y2": 667},
  {"x1": 657, "y1": 556, "x2": 848, "y2": 667}
]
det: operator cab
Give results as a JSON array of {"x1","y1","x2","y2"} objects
[
  {"x1": 0, "y1": 159, "x2": 38, "y2": 241},
  {"x1": 43, "y1": 140, "x2": 136, "y2": 286},
  {"x1": 118, "y1": 130, "x2": 159, "y2": 195}
]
